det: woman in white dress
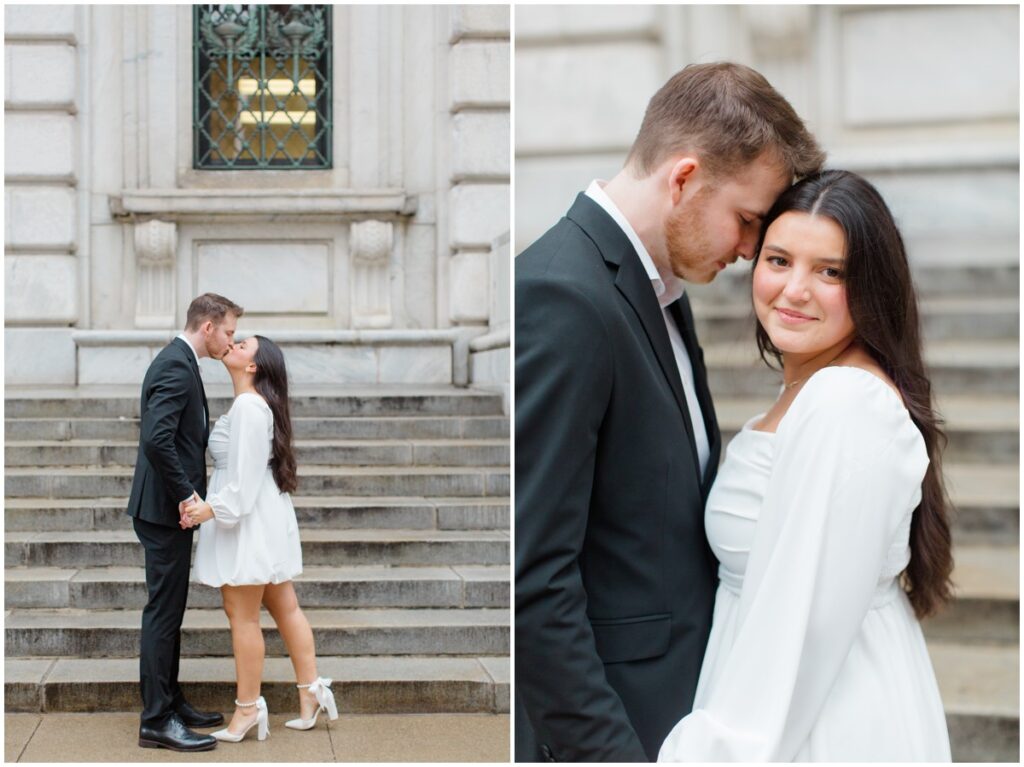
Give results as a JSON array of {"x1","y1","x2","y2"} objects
[
  {"x1": 181, "y1": 335, "x2": 338, "y2": 742},
  {"x1": 659, "y1": 170, "x2": 953, "y2": 761}
]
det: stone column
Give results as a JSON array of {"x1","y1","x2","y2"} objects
[{"x1": 446, "y1": 6, "x2": 509, "y2": 326}]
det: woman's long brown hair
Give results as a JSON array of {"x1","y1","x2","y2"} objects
[
  {"x1": 752, "y1": 170, "x2": 953, "y2": 618},
  {"x1": 252, "y1": 335, "x2": 298, "y2": 494}
]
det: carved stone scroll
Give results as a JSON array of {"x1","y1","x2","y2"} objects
[
  {"x1": 134, "y1": 219, "x2": 177, "y2": 328},
  {"x1": 350, "y1": 219, "x2": 394, "y2": 328}
]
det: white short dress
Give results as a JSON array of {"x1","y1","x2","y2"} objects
[
  {"x1": 192, "y1": 392, "x2": 303, "y2": 587},
  {"x1": 658, "y1": 367, "x2": 951, "y2": 762}
]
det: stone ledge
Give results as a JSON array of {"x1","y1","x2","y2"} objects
[
  {"x1": 71, "y1": 329, "x2": 481, "y2": 346},
  {"x1": 468, "y1": 329, "x2": 509, "y2": 353},
  {"x1": 109, "y1": 189, "x2": 418, "y2": 221},
  {"x1": 70, "y1": 329, "x2": 494, "y2": 387}
]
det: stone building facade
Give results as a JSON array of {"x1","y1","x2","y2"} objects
[
  {"x1": 515, "y1": 4, "x2": 1019, "y2": 270},
  {"x1": 5, "y1": 4, "x2": 510, "y2": 403}
]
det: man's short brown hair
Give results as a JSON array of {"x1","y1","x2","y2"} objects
[
  {"x1": 626, "y1": 62, "x2": 824, "y2": 181},
  {"x1": 185, "y1": 293, "x2": 244, "y2": 331}
]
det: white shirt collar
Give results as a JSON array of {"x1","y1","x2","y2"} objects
[
  {"x1": 585, "y1": 180, "x2": 685, "y2": 307},
  {"x1": 176, "y1": 333, "x2": 202, "y2": 367}
]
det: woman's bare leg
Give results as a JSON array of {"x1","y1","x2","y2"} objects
[
  {"x1": 263, "y1": 581, "x2": 320, "y2": 719},
  {"x1": 221, "y1": 584, "x2": 266, "y2": 732}
]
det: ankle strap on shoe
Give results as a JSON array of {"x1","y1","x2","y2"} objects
[
  {"x1": 235, "y1": 697, "x2": 265, "y2": 708},
  {"x1": 297, "y1": 676, "x2": 332, "y2": 690}
]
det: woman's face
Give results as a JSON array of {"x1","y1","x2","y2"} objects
[
  {"x1": 222, "y1": 335, "x2": 259, "y2": 374},
  {"x1": 752, "y1": 211, "x2": 856, "y2": 357}
]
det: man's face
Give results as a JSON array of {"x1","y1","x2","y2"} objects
[
  {"x1": 664, "y1": 156, "x2": 791, "y2": 284},
  {"x1": 202, "y1": 314, "x2": 237, "y2": 359}
]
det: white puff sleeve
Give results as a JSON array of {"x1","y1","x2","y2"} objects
[
  {"x1": 206, "y1": 393, "x2": 273, "y2": 529},
  {"x1": 658, "y1": 367, "x2": 929, "y2": 761}
]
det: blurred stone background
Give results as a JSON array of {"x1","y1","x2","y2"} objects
[{"x1": 515, "y1": 4, "x2": 1018, "y2": 763}]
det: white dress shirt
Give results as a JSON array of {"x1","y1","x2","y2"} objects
[
  {"x1": 585, "y1": 180, "x2": 711, "y2": 476},
  {"x1": 175, "y1": 333, "x2": 201, "y2": 367}
]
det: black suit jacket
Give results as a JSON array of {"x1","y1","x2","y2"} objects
[
  {"x1": 126, "y1": 338, "x2": 210, "y2": 528},
  {"x1": 515, "y1": 194, "x2": 722, "y2": 762}
]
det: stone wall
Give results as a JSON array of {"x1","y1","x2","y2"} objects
[
  {"x1": 4, "y1": 5, "x2": 81, "y2": 384},
  {"x1": 515, "y1": 5, "x2": 1019, "y2": 269},
  {"x1": 4, "y1": 5, "x2": 511, "y2": 388}
]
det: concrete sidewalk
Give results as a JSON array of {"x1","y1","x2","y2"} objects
[{"x1": 5, "y1": 712, "x2": 509, "y2": 763}]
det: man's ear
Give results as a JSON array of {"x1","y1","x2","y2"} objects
[{"x1": 667, "y1": 157, "x2": 700, "y2": 207}]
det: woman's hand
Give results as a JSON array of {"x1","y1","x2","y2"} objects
[{"x1": 182, "y1": 499, "x2": 215, "y2": 527}]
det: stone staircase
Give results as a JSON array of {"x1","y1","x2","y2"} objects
[
  {"x1": 5, "y1": 385, "x2": 510, "y2": 718},
  {"x1": 688, "y1": 264, "x2": 1019, "y2": 763}
]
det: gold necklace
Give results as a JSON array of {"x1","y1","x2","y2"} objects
[{"x1": 782, "y1": 351, "x2": 848, "y2": 390}]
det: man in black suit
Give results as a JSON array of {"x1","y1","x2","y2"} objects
[
  {"x1": 127, "y1": 293, "x2": 243, "y2": 751},
  {"x1": 515, "y1": 63, "x2": 824, "y2": 761}
]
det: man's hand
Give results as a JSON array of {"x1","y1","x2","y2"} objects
[
  {"x1": 182, "y1": 497, "x2": 215, "y2": 528},
  {"x1": 179, "y1": 492, "x2": 201, "y2": 529}
]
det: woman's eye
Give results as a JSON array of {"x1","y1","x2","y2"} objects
[
  {"x1": 822, "y1": 267, "x2": 844, "y2": 279},
  {"x1": 767, "y1": 256, "x2": 787, "y2": 267}
]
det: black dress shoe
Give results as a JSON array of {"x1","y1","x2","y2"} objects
[
  {"x1": 175, "y1": 700, "x2": 225, "y2": 728},
  {"x1": 139, "y1": 713, "x2": 217, "y2": 752}
]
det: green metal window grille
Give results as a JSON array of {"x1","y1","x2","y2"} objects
[{"x1": 193, "y1": 5, "x2": 332, "y2": 169}]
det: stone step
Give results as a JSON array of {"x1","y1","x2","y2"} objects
[
  {"x1": 4, "y1": 607, "x2": 510, "y2": 658},
  {"x1": 703, "y1": 341, "x2": 1019, "y2": 397},
  {"x1": 5, "y1": 529, "x2": 509, "y2": 568},
  {"x1": 714, "y1": 395, "x2": 1019, "y2": 464},
  {"x1": 4, "y1": 439, "x2": 510, "y2": 468},
  {"x1": 4, "y1": 415, "x2": 510, "y2": 442},
  {"x1": 693, "y1": 297, "x2": 1019, "y2": 343},
  {"x1": 943, "y1": 464, "x2": 1020, "y2": 546},
  {"x1": 5, "y1": 655, "x2": 510, "y2": 714},
  {"x1": 4, "y1": 496, "x2": 509, "y2": 533},
  {"x1": 4, "y1": 385, "x2": 505, "y2": 420},
  {"x1": 928, "y1": 641, "x2": 1019, "y2": 762},
  {"x1": 923, "y1": 546, "x2": 1019, "y2": 646},
  {"x1": 5, "y1": 564, "x2": 508, "y2": 610},
  {"x1": 4, "y1": 465, "x2": 510, "y2": 499}
]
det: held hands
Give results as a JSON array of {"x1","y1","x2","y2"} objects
[{"x1": 179, "y1": 492, "x2": 215, "y2": 529}]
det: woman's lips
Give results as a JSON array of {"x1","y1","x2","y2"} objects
[{"x1": 776, "y1": 307, "x2": 816, "y2": 324}]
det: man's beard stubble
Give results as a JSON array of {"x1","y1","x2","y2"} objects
[{"x1": 664, "y1": 188, "x2": 719, "y2": 285}]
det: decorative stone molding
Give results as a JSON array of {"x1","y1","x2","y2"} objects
[
  {"x1": 134, "y1": 220, "x2": 177, "y2": 329},
  {"x1": 350, "y1": 219, "x2": 394, "y2": 329},
  {"x1": 109, "y1": 189, "x2": 418, "y2": 221}
]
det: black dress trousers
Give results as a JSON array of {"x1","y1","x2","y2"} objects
[{"x1": 133, "y1": 516, "x2": 195, "y2": 726}]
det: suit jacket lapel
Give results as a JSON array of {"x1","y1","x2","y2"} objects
[
  {"x1": 668, "y1": 298, "x2": 721, "y2": 493},
  {"x1": 566, "y1": 194, "x2": 700, "y2": 473},
  {"x1": 172, "y1": 337, "x2": 209, "y2": 436}
]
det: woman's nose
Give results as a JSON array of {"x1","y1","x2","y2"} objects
[{"x1": 782, "y1": 271, "x2": 811, "y2": 302}]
